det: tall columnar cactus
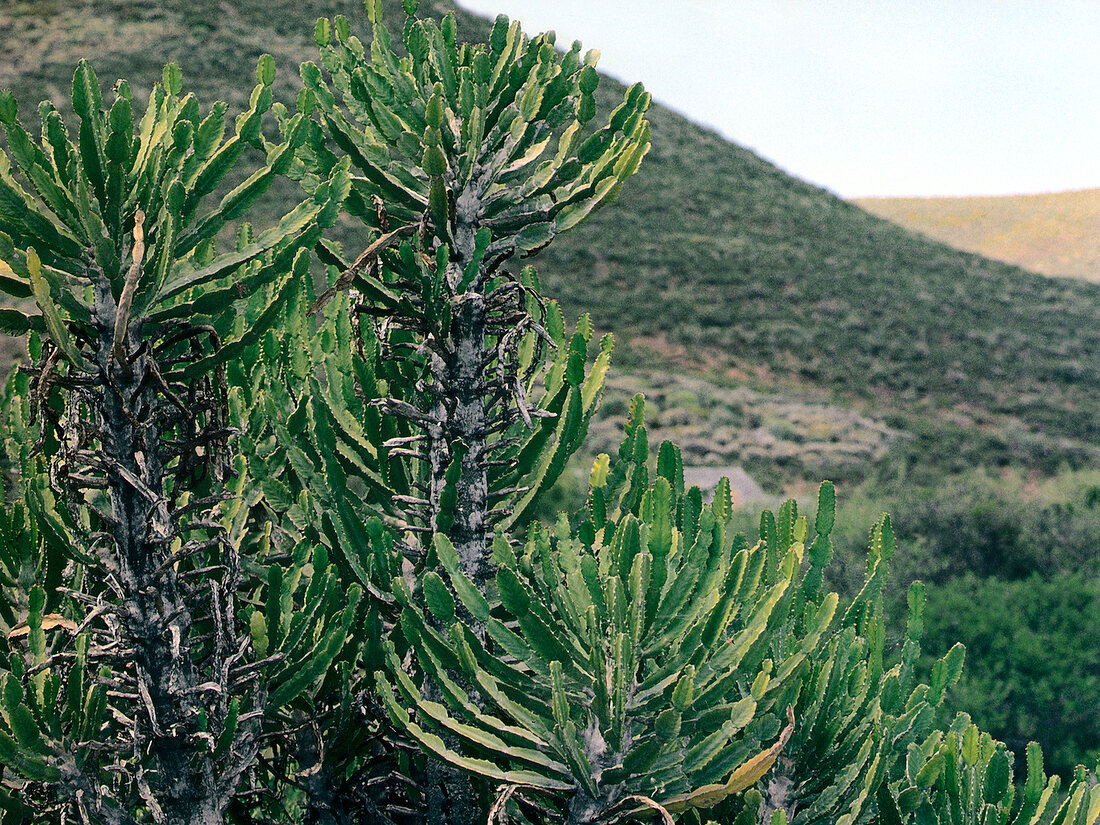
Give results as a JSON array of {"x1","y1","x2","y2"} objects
[
  {"x1": 0, "y1": 57, "x2": 356, "y2": 823},
  {"x1": 291, "y1": 0, "x2": 649, "y2": 587},
  {"x1": 115, "y1": 4, "x2": 649, "y2": 820}
]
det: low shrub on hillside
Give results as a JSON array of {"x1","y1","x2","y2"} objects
[{"x1": 830, "y1": 469, "x2": 1100, "y2": 590}]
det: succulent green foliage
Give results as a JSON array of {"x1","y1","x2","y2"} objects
[
  {"x1": 251, "y1": 258, "x2": 613, "y2": 547},
  {"x1": 376, "y1": 409, "x2": 844, "y2": 825},
  {"x1": 221, "y1": 288, "x2": 652, "y2": 822},
  {"x1": 217, "y1": 281, "x2": 426, "y2": 822},
  {"x1": 759, "y1": 551, "x2": 966, "y2": 824},
  {"x1": 300, "y1": 5, "x2": 650, "y2": 255},
  {"x1": 0, "y1": 504, "x2": 69, "y2": 819},
  {"x1": 368, "y1": 397, "x2": 1098, "y2": 825},
  {"x1": 210, "y1": 8, "x2": 650, "y2": 816},
  {"x1": 0, "y1": 7, "x2": 1092, "y2": 825},
  {"x1": 0, "y1": 58, "x2": 347, "y2": 376},
  {"x1": 884, "y1": 716, "x2": 1100, "y2": 825},
  {"x1": 0, "y1": 481, "x2": 364, "y2": 824},
  {"x1": 285, "y1": 4, "x2": 649, "y2": 590}
]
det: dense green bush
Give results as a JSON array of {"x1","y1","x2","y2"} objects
[
  {"x1": 816, "y1": 468, "x2": 1100, "y2": 782},
  {"x1": 886, "y1": 470, "x2": 1100, "y2": 582},
  {"x1": 824, "y1": 468, "x2": 1100, "y2": 599},
  {"x1": 922, "y1": 572, "x2": 1100, "y2": 779}
]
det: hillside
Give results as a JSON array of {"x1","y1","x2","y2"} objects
[
  {"x1": 535, "y1": 98, "x2": 1100, "y2": 481},
  {"x1": 855, "y1": 189, "x2": 1100, "y2": 281},
  {"x1": 5, "y1": 0, "x2": 1100, "y2": 486}
]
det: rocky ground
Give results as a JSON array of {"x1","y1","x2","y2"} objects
[{"x1": 586, "y1": 371, "x2": 907, "y2": 495}]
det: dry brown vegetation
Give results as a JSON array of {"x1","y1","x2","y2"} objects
[{"x1": 855, "y1": 188, "x2": 1100, "y2": 280}]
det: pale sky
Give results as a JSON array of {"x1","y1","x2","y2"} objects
[{"x1": 456, "y1": 1, "x2": 1100, "y2": 198}]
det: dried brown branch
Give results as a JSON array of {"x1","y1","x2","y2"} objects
[{"x1": 309, "y1": 223, "x2": 418, "y2": 316}]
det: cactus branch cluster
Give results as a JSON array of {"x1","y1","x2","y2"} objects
[{"x1": 293, "y1": 0, "x2": 648, "y2": 589}]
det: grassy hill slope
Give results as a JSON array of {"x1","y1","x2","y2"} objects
[
  {"x1": 534, "y1": 95, "x2": 1100, "y2": 478},
  {"x1": 4, "y1": 0, "x2": 1100, "y2": 483},
  {"x1": 855, "y1": 189, "x2": 1100, "y2": 281}
]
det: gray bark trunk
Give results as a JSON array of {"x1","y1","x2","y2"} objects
[
  {"x1": 443, "y1": 292, "x2": 488, "y2": 586},
  {"x1": 91, "y1": 273, "x2": 228, "y2": 825},
  {"x1": 429, "y1": 175, "x2": 492, "y2": 590},
  {"x1": 422, "y1": 179, "x2": 490, "y2": 825}
]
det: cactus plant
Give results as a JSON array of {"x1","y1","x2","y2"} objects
[
  {"x1": 219, "y1": 3, "x2": 649, "y2": 819},
  {"x1": 881, "y1": 715, "x2": 1100, "y2": 825},
  {"x1": 291, "y1": 0, "x2": 648, "y2": 590},
  {"x1": 0, "y1": 55, "x2": 356, "y2": 823},
  {"x1": 753, "y1": 535, "x2": 966, "y2": 825},
  {"x1": 376, "y1": 417, "x2": 837, "y2": 825}
]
